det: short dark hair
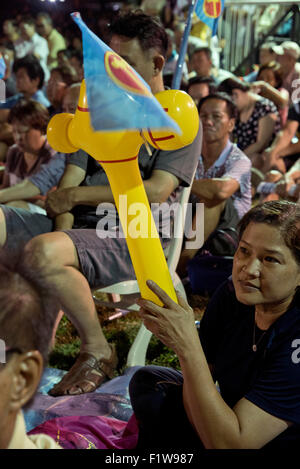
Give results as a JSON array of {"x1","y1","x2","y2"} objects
[
  {"x1": 238, "y1": 200, "x2": 300, "y2": 266},
  {"x1": 198, "y1": 92, "x2": 238, "y2": 119},
  {"x1": 187, "y1": 75, "x2": 216, "y2": 93},
  {"x1": 36, "y1": 11, "x2": 53, "y2": 26},
  {"x1": 8, "y1": 99, "x2": 49, "y2": 134},
  {"x1": 20, "y1": 15, "x2": 36, "y2": 28},
  {"x1": 13, "y1": 54, "x2": 45, "y2": 89},
  {"x1": 50, "y1": 64, "x2": 78, "y2": 86},
  {"x1": 218, "y1": 77, "x2": 250, "y2": 94},
  {"x1": 109, "y1": 10, "x2": 168, "y2": 58},
  {"x1": 192, "y1": 47, "x2": 212, "y2": 61},
  {"x1": 0, "y1": 248, "x2": 60, "y2": 365}
]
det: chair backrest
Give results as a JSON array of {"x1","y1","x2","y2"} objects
[{"x1": 166, "y1": 168, "x2": 196, "y2": 274}]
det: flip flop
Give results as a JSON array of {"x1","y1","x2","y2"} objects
[{"x1": 48, "y1": 344, "x2": 118, "y2": 396}]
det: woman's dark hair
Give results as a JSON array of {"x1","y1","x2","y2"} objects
[
  {"x1": 8, "y1": 99, "x2": 49, "y2": 134},
  {"x1": 198, "y1": 92, "x2": 238, "y2": 119},
  {"x1": 257, "y1": 61, "x2": 283, "y2": 89},
  {"x1": 238, "y1": 200, "x2": 300, "y2": 266},
  {"x1": 50, "y1": 64, "x2": 78, "y2": 86},
  {"x1": 109, "y1": 10, "x2": 168, "y2": 58},
  {"x1": 12, "y1": 54, "x2": 45, "y2": 89},
  {"x1": 218, "y1": 77, "x2": 250, "y2": 94}
]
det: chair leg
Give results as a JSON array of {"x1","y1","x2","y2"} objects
[
  {"x1": 173, "y1": 272, "x2": 187, "y2": 301},
  {"x1": 126, "y1": 323, "x2": 152, "y2": 367},
  {"x1": 50, "y1": 309, "x2": 64, "y2": 349},
  {"x1": 110, "y1": 293, "x2": 123, "y2": 315}
]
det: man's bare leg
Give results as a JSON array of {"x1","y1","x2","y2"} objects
[{"x1": 25, "y1": 232, "x2": 115, "y2": 394}]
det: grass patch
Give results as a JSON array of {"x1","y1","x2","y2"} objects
[{"x1": 49, "y1": 292, "x2": 209, "y2": 373}]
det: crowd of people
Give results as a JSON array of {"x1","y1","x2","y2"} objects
[{"x1": 1, "y1": 0, "x2": 300, "y2": 451}]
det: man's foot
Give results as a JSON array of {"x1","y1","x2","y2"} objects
[{"x1": 48, "y1": 344, "x2": 118, "y2": 396}]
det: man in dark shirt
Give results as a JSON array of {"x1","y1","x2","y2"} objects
[{"x1": 23, "y1": 11, "x2": 202, "y2": 397}]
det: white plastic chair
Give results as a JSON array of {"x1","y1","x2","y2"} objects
[{"x1": 93, "y1": 178, "x2": 197, "y2": 367}]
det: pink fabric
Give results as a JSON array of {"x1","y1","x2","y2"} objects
[{"x1": 28, "y1": 414, "x2": 139, "y2": 449}]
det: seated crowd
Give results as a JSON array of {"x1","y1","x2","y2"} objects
[{"x1": 0, "y1": 2, "x2": 300, "y2": 450}]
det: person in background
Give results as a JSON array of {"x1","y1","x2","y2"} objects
[
  {"x1": 69, "y1": 50, "x2": 84, "y2": 82},
  {"x1": 256, "y1": 158, "x2": 300, "y2": 203},
  {"x1": 219, "y1": 77, "x2": 280, "y2": 170},
  {"x1": 178, "y1": 92, "x2": 251, "y2": 274},
  {"x1": 252, "y1": 61, "x2": 289, "y2": 127},
  {"x1": 2, "y1": 19, "x2": 21, "y2": 50},
  {"x1": 0, "y1": 99, "x2": 56, "y2": 214},
  {"x1": 0, "y1": 84, "x2": 80, "y2": 217},
  {"x1": 16, "y1": 16, "x2": 49, "y2": 83},
  {"x1": 276, "y1": 41, "x2": 300, "y2": 100},
  {"x1": 187, "y1": 76, "x2": 215, "y2": 106},
  {"x1": 163, "y1": 28, "x2": 188, "y2": 85},
  {"x1": 0, "y1": 248, "x2": 61, "y2": 449},
  {"x1": 35, "y1": 12, "x2": 66, "y2": 70},
  {"x1": 130, "y1": 200, "x2": 300, "y2": 449},
  {"x1": 46, "y1": 65, "x2": 78, "y2": 116},
  {"x1": 243, "y1": 41, "x2": 282, "y2": 83},
  {"x1": 188, "y1": 47, "x2": 234, "y2": 86},
  {"x1": 0, "y1": 54, "x2": 49, "y2": 163},
  {"x1": 0, "y1": 44, "x2": 17, "y2": 99},
  {"x1": 0, "y1": 54, "x2": 49, "y2": 110},
  {"x1": 261, "y1": 101, "x2": 300, "y2": 174}
]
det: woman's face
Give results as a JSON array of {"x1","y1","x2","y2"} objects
[
  {"x1": 258, "y1": 68, "x2": 277, "y2": 88},
  {"x1": 231, "y1": 88, "x2": 248, "y2": 111},
  {"x1": 46, "y1": 70, "x2": 64, "y2": 102},
  {"x1": 12, "y1": 120, "x2": 45, "y2": 154},
  {"x1": 232, "y1": 222, "x2": 300, "y2": 308}
]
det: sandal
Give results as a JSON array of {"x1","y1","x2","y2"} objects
[{"x1": 48, "y1": 344, "x2": 118, "y2": 396}]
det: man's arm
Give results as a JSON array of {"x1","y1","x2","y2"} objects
[
  {"x1": 251, "y1": 81, "x2": 289, "y2": 109},
  {"x1": 264, "y1": 120, "x2": 299, "y2": 158},
  {"x1": 0, "y1": 152, "x2": 68, "y2": 203},
  {"x1": 0, "y1": 179, "x2": 40, "y2": 203},
  {"x1": 46, "y1": 168, "x2": 180, "y2": 218},
  {"x1": 244, "y1": 114, "x2": 277, "y2": 156},
  {"x1": 191, "y1": 177, "x2": 239, "y2": 207},
  {"x1": 47, "y1": 163, "x2": 87, "y2": 230}
]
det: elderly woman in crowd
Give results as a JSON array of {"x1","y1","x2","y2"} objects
[
  {"x1": 129, "y1": 200, "x2": 300, "y2": 449},
  {"x1": 218, "y1": 77, "x2": 281, "y2": 171}
]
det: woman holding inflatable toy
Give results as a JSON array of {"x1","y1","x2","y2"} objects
[{"x1": 26, "y1": 11, "x2": 202, "y2": 396}]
